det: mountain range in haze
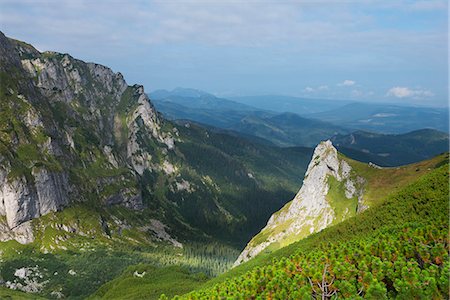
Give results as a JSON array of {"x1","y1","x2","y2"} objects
[{"x1": 150, "y1": 88, "x2": 449, "y2": 163}]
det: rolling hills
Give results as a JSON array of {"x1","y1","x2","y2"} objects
[{"x1": 152, "y1": 89, "x2": 449, "y2": 158}]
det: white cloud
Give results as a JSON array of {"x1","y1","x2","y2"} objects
[
  {"x1": 350, "y1": 89, "x2": 363, "y2": 97},
  {"x1": 409, "y1": 1, "x2": 447, "y2": 11},
  {"x1": 0, "y1": 0, "x2": 445, "y2": 105},
  {"x1": 304, "y1": 85, "x2": 328, "y2": 93},
  {"x1": 338, "y1": 80, "x2": 355, "y2": 86},
  {"x1": 386, "y1": 86, "x2": 434, "y2": 98}
]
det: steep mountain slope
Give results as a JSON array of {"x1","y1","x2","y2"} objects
[
  {"x1": 234, "y1": 140, "x2": 448, "y2": 265},
  {"x1": 332, "y1": 129, "x2": 449, "y2": 166},
  {"x1": 0, "y1": 33, "x2": 312, "y2": 298},
  {"x1": 176, "y1": 159, "x2": 449, "y2": 299},
  {"x1": 1, "y1": 34, "x2": 151, "y2": 243},
  {"x1": 308, "y1": 102, "x2": 449, "y2": 133}
]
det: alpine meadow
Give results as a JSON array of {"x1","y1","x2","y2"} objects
[{"x1": 0, "y1": 1, "x2": 448, "y2": 300}]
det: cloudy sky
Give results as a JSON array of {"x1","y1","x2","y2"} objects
[{"x1": 0, "y1": 0, "x2": 448, "y2": 106}]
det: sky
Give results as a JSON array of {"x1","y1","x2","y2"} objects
[{"x1": 0, "y1": 0, "x2": 448, "y2": 106}]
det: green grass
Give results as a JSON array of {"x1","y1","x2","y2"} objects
[
  {"x1": 326, "y1": 176, "x2": 358, "y2": 224},
  {"x1": 89, "y1": 265, "x2": 208, "y2": 300},
  {"x1": 0, "y1": 287, "x2": 46, "y2": 299},
  {"x1": 0, "y1": 200, "x2": 241, "y2": 299},
  {"x1": 342, "y1": 152, "x2": 448, "y2": 208}
]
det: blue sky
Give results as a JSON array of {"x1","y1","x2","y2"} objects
[{"x1": 0, "y1": 0, "x2": 448, "y2": 106}]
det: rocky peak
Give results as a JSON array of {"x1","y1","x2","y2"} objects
[
  {"x1": 234, "y1": 140, "x2": 365, "y2": 266},
  {"x1": 281, "y1": 140, "x2": 350, "y2": 221}
]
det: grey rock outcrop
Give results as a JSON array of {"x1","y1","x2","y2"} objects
[
  {"x1": 0, "y1": 167, "x2": 68, "y2": 229},
  {"x1": 234, "y1": 140, "x2": 366, "y2": 266}
]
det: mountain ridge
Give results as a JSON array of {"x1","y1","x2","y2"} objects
[{"x1": 234, "y1": 139, "x2": 448, "y2": 265}]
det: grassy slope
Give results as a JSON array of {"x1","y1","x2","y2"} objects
[
  {"x1": 0, "y1": 201, "x2": 241, "y2": 299},
  {"x1": 240, "y1": 153, "x2": 448, "y2": 258},
  {"x1": 344, "y1": 152, "x2": 449, "y2": 207},
  {"x1": 88, "y1": 265, "x2": 207, "y2": 300},
  {"x1": 0, "y1": 287, "x2": 46, "y2": 300},
  {"x1": 83, "y1": 154, "x2": 445, "y2": 299},
  {"x1": 190, "y1": 158, "x2": 449, "y2": 293}
]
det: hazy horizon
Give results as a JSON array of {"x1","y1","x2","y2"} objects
[
  {"x1": 150, "y1": 86, "x2": 450, "y2": 108},
  {"x1": 1, "y1": 0, "x2": 448, "y2": 107}
]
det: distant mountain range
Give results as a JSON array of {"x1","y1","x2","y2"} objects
[
  {"x1": 228, "y1": 94, "x2": 449, "y2": 134},
  {"x1": 229, "y1": 95, "x2": 352, "y2": 115},
  {"x1": 307, "y1": 102, "x2": 449, "y2": 133},
  {"x1": 332, "y1": 129, "x2": 449, "y2": 166},
  {"x1": 150, "y1": 89, "x2": 349, "y2": 147},
  {"x1": 150, "y1": 89, "x2": 449, "y2": 157},
  {"x1": 151, "y1": 88, "x2": 257, "y2": 112}
]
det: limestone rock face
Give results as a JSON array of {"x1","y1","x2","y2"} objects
[
  {"x1": 0, "y1": 220, "x2": 34, "y2": 244},
  {"x1": 126, "y1": 85, "x2": 173, "y2": 175},
  {"x1": 0, "y1": 164, "x2": 69, "y2": 241},
  {"x1": 234, "y1": 140, "x2": 366, "y2": 266},
  {"x1": 0, "y1": 32, "x2": 175, "y2": 243}
]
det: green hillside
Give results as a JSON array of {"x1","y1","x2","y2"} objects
[
  {"x1": 0, "y1": 287, "x2": 47, "y2": 299},
  {"x1": 172, "y1": 160, "x2": 449, "y2": 299},
  {"x1": 88, "y1": 265, "x2": 207, "y2": 300},
  {"x1": 343, "y1": 152, "x2": 448, "y2": 208}
]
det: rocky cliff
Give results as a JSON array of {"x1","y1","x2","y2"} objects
[
  {"x1": 0, "y1": 32, "x2": 178, "y2": 243},
  {"x1": 234, "y1": 140, "x2": 366, "y2": 265}
]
